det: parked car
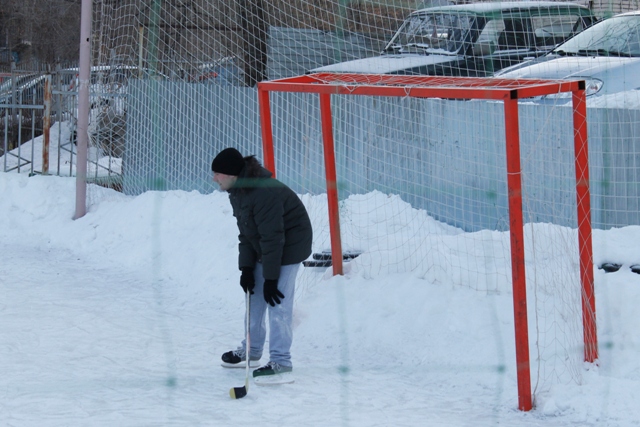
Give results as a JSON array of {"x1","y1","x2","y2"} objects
[
  {"x1": 495, "y1": 10, "x2": 640, "y2": 99},
  {"x1": 187, "y1": 56, "x2": 244, "y2": 85},
  {"x1": 310, "y1": 1, "x2": 597, "y2": 77}
]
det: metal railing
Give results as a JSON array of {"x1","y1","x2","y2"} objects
[{"x1": 1, "y1": 67, "x2": 123, "y2": 187}]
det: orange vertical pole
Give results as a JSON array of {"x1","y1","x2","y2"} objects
[
  {"x1": 504, "y1": 96, "x2": 532, "y2": 411},
  {"x1": 572, "y1": 87, "x2": 598, "y2": 363},
  {"x1": 258, "y1": 85, "x2": 276, "y2": 176},
  {"x1": 319, "y1": 93, "x2": 343, "y2": 275}
]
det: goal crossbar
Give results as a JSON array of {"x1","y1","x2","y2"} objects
[
  {"x1": 259, "y1": 73, "x2": 586, "y2": 100},
  {"x1": 257, "y1": 73, "x2": 597, "y2": 411}
]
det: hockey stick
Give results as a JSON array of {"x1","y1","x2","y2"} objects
[{"x1": 230, "y1": 291, "x2": 250, "y2": 399}]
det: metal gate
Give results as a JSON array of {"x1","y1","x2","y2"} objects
[{"x1": 1, "y1": 67, "x2": 123, "y2": 188}]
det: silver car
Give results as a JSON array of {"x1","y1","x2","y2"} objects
[{"x1": 496, "y1": 10, "x2": 640, "y2": 98}]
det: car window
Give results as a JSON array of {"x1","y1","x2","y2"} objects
[
  {"x1": 472, "y1": 18, "x2": 505, "y2": 55},
  {"x1": 387, "y1": 12, "x2": 473, "y2": 54},
  {"x1": 628, "y1": 24, "x2": 640, "y2": 55},
  {"x1": 476, "y1": 19, "x2": 505, "y2": 45},
  {"x1": 531, "y1": 14, "x2": 585, "y2": 48},
  {"x1": 496, "y1": 19, "x2": 531, "y2": 50},
  {"x1": 473, "y1": 18, "x2": 533, "y2": 53},
  {"x1": 557, "y1": 15, "x2": 640, "y2": 57}
]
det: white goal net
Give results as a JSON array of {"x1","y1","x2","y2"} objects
[{"x1": 31, "y1": 0, "x2": 636, "y2": 410}]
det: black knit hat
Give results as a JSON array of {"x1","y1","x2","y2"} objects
[{"x1": 211, "y1": 147, "x2": 245, "y2": 176}]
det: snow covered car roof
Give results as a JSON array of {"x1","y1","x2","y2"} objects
[{"x1": 413, "y1": 1, "x2": 592, "y2": 16}]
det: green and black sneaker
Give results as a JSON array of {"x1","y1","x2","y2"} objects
[{"x1": 253, "y1": 361, "x2": 294, "y2": 385}]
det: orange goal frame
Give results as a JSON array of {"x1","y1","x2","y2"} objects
[{"x1": 257, "y1": 73, "x2": 597, "y2": 411}]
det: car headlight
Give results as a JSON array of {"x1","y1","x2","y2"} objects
[
  {"x1": 539, "y1": 77, "x2": 604, "y2": 101},
  {"x1": 583, "y1": 78, "x2": 604, "y2": 96}
]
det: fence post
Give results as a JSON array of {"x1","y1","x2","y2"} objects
[
  {"x1": 10, "y1": 61, "x2": 17, "y2": 118},
  {"x1": 42, "y1": 74, "x2": 52, "y2": 175}
]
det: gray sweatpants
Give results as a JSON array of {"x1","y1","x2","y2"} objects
[{"x1": 242, "y1": 262, "x2": 299, "y2": 367}]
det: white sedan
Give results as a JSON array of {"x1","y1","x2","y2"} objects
[{"x1": 496, "y1": 10, "x2": 640, "y2": 100}]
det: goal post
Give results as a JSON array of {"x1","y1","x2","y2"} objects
[
  {"x1": 503, "y1": 94, "x2": 532, "y2": 411},
  {"x1": 572, "y1": 90, "x2": 598, "y2": 365},
  {"x1": 257, "y1": 73, "x2": 597, "y2": 411}
]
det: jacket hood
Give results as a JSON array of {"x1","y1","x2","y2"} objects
[{"x1": 231, "y1": 156, "x2": 273, "y2": 192}]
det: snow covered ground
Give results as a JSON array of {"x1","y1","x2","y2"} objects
[{"x1": 2, "y1": 171, "x2": 640, "y2": 427}]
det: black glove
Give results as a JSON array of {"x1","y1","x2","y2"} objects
[
  {"x1": 240, "y1": 268, "x2": 255, "y2": 294},
  {"x1": 263, "y1": 279, "x2": 284, "y2": 307}
]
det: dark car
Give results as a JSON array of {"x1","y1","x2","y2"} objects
[
  {"x1": 187, "y1": 56, "x2": 244, "y2": 85},
  {"x1": 311, "y1": 1, "x2": 597, "y2": 77}
]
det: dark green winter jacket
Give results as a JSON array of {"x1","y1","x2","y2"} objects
[{"x1": 228, "y1": 156, "x2": 313, "y2": 280}]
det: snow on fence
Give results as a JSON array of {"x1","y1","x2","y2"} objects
[{"x1": 124, "y1": 81, "x2": 640, "y2": 232}]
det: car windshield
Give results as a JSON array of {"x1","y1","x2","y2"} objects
[
  {"x1": 554, "y1": 15, "x2": 640, "y2": 57},
  {"x1": 385, "y1": 12, "x2": 473, "y2": 55}
]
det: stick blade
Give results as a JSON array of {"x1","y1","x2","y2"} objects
[{"x1": 229, "y1": 385, "x2": 248, "y2": 399}]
